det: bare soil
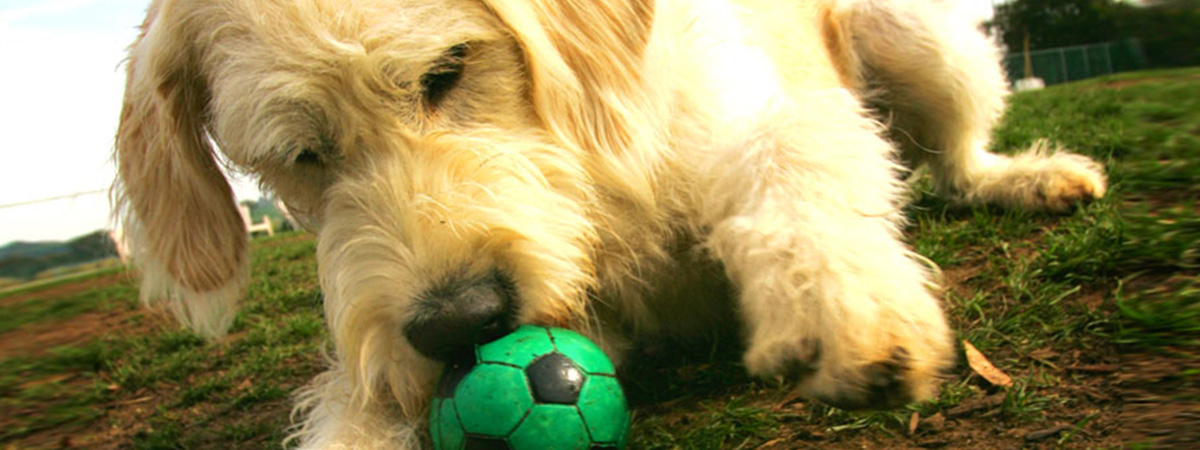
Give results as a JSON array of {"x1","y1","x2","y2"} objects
[
  {"x1": 0, "y1": 309, "x2": 140, "y2": 358},
  {"x1": 1118, "y1": 344, "x2": 1200, "y2": 449}
]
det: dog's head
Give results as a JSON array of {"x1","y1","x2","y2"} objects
[{"x1": 115, "y1": 0, "x2": 657, "y2": 415}]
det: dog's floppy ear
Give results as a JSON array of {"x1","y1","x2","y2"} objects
[
  {"x1": 114, "y1": 1, "x2": 247, "y2": 338},
  {"x1": 483, "y1": 0, "x2": 660, "y2": 200}
]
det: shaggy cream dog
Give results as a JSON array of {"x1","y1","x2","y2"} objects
[{"x1": 114, "y1": 0, "x2": 1106, "y2": 448}]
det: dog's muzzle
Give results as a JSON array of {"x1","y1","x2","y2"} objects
[{"x1": 404, "y1": 270, "x2": 517, "y2": 361}]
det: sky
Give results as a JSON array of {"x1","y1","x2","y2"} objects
[
  {"x1": 0, "y1": 0, "x2": 263, "y2": 246},
  {"x1": 0, "y1": 0, "x2": 996, "y2": 246}
]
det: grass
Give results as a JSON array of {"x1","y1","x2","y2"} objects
[
  {"x1": 0, "y1": 282, "x2": 138, "y2": 334},
  {"x1": 632, "y1": 68, "x2": 1200, "y2": 447},
  {"x1": 1, "y1": 68, "x2": 1198, "y2": 449},
  {"x1": 0, "y1": 236, "x2": 324, "y2": 448},
  {"x1": 0, "y1": 261, "x2": 126, "y2": 298}
]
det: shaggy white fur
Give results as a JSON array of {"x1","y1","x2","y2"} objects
[{"x1": 113, "y1": 0, "x2": 1107, "y2": 448}]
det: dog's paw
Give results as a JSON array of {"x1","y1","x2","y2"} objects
[
  {"x1": 968, "y1": 144, "x2": 1107, "y2": 212},
  {"x1": 804, "y1": 346, "x2": 923, "y2": 410},
  {"x1": 1023, "y1": 152, "x2": 1107, "y2": 211},
  {"x1": 743, "y1": 293, "x2": 954, "y2": 410},
  {"x1": 743, "y1": 336, "x2": 823, "y2": 379}
]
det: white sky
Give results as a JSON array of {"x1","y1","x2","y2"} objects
[
  {"x1": 0, "y1": 0, "x2": 995, "y2": 246},
  {"x1": 0, "y1": 0, "x2": 262, "y2": 246}
]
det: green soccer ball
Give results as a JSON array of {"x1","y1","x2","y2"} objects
[{"x1": 429, "y1": 325, "x2": 630, "y2": 450}]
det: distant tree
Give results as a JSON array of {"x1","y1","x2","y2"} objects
[
  {"x1": 0, "y1": 231, "x2": 119, "y2": 280},
  {"x1": 991, "y1": 0, "x2": 1200, "y2": 69},
  {"x1": 1118, "y1": 0, "x2": 1200, "y2": 67},
  {"x1": 66, "y1": 231, "x2": 119, "y2": 261},
  {"x1": 990, "y1": 0, "x2": 1123, "y2": 52}
]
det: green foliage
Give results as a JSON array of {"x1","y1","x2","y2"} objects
[
  {"x1": 1118, "y1": 1, "x2": 1200, "y2": 68},
  {"x1": 991, "y1": 0, "x2": 1200, "y2": 70},
  {"x1": 990, "y1": 0, "x2": 1124, "y2": 52}
]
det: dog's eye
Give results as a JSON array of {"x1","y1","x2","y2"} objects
[
  {"x1": 293, "y1": 135, "x2": 336, "y2": 167},
  {"x1": 420, "y1": 44, "x2": 469, "y2": 108},
  {"x1": 294, "y1": 149, "x2": 322, "y2": 165}
]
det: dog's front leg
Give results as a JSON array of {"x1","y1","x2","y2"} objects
[
  {"x1": 291, "y1": 370, "x2": 423, "y2": 450},
  {"x1": 694, "y1": 92, "x2": 955, "y2": 409}
]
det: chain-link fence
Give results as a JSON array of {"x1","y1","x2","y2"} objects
[{"x1": 1003, "y1": 39, "x2": 1148, "y2": 86}]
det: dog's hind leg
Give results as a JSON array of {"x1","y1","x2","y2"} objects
[{"x1": 827, "y1": 0, "x2": 1106, "y2": 211}]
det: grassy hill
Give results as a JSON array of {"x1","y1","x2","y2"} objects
[
  {"x1": 0, "y1": 231, "x2": 119, "y2": 280},
  {"x1": 0, "y1": 241, "x2": 72, "y2": 260},
  {"x1": 0, "y1": 198, "x2": 287, "y2": 283},
  {"x1": 0, "y1": 68, "x2": 1197, "y2": 449}
]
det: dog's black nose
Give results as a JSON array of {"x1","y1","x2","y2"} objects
[{"x1": 404, "y1": 271, "x2": 516, "y2": 361}]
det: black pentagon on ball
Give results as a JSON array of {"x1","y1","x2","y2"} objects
[
  {"x1": 435, "y1": 358, "x2": 475, "y2": 398},
  {"x1": 464, "y1": 435, "x2": 512, "y2": 450},
  {"x1": 525, "y1": 352, "x2": 586, "y2": 404}
]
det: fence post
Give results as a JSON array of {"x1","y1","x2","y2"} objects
[
  {"x1": 1082, "y1": 46, "x2": 1091, "y2": 78},
  {"x1": 1059, "y1": 48, "x2": 1068, "y2": 83},
  {"x1": 1104, "y1": 42, "x2": 1113, "y2": 74}
]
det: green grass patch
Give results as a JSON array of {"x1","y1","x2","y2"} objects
[
  {"x1": 632, "y1": 398, "x2": 782, "y2": 450},
  {"x1": 0, "y1": 264, "x2": 128, "y2": 299},
  {"x1": 0, "y1": 233, "x2": 322, "y2": 448}
]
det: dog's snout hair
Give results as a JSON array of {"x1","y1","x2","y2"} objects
[{"x1": 312, "y1": 133, "x2": 599, "y2": 416}]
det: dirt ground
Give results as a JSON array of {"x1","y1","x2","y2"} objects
[{"x1": 1119, "y1": 349, "x2": 1200, "y2": 449}]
